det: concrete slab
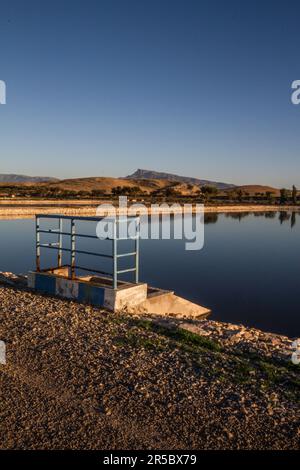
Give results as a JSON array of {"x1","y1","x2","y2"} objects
[
  {"x1": 28, "y1": 270, "x2": 148, "y2": 312},
  {"x1": 28, "y1": 270, "x2": 210, "y2": 319},
  {"x1": 128, "y1": 292, "x2": 210, "y2": 319}
]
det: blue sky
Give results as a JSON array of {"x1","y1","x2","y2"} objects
[{"x1": 0, "y1": 0, "x2": 300, "y2": 186}]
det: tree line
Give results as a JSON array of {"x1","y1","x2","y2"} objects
[{"x1": 0, "y1": 183, "x2": 298, "y2": 204}]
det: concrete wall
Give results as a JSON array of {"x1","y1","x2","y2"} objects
[{"x1": 28, "y1": 271, "x2": 147, "y2": 312}]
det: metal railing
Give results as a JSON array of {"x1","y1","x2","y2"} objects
[{"x1": 35, "y1": 214, "x2": 140, "y2": 289}]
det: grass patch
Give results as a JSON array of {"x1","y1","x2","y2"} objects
[
  {"x1": 133, "y1": 319, "x2": 153, "y2": 331},
  {"x1": 114, "y1": 330, "x2": 165, "y2": 351},
  {"x1": 232, "y1": 360, "x2": 256, "y2": 384},
  {"x1": 258, "y1": 361, "x2": 283, "y2": 384},
  {"x1": 258, "y1": 360, "x2": 300, "y2": 396},
  {"x1": 160, "y1": 326, "x2": 222, "y2": 352},
  {"x1": 133, "y1": 319, "x2": 222, "y2": 353},
  {"x1": 123, "y1": 318, "x2": 300, "y2": 397}
]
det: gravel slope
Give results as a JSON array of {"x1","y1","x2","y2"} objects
[
  {"x1": 1, "y1": 201, "x2": 300, "y2": 219},
  {"x1": 0, "y1": 285, "x2": 299, "y2": 450}
]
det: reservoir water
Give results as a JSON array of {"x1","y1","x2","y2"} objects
[{"x1": 0, "y1": 211, "x2": 299, "y2": 337}]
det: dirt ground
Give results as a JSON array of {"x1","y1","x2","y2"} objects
[{"x1": 0, "y1": 285, "x2": 299, "y2": 450}]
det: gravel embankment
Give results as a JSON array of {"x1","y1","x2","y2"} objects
[
  {"x1": 1, "y1": 199, "x2": 300, "y2": 219},
  {"x1": 0, "y1": 284, "x2": 299, "y2": 450}
]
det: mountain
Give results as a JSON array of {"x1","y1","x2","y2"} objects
[
  {"x1": 46, "y1": 176, "x2": 200, "y2": 195},
  {"x1": 0, "y1": 174, "x2": 280, "y2": 197},
  {"x1": 0, "y1": 174, "x2": 59, "y2": 183},
  {"x1": 125, "y1": 169, "x2": 235, "y2": 190}
]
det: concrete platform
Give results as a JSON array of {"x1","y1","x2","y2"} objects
[
  {"x1": 28, "y1": 267, "x2": 210, "y2": 318},
  {"x1": 28, "y1": 268, "x2": 147, "y2": 312},
  {"x1": 127, "y1": 290, "x2": 211, "y2": 318}
]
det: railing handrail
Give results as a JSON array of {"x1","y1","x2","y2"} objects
[{"x1": 36, "y1": 214, "x2": 140, "y2": 222}]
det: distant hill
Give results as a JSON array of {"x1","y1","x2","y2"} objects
[
  {"x1": 227, "y1": 185, "x2": 280, "y2": 196},
  {"x1": 0, "y1": 172, "x2": 281, "y2": 197},
  {"x1": 125, "y1": 169, "x2": 235, "y2": 190},
  {"x1": 47, "y1": 178, "x2": 278, "y2": 196},
  {"x1": 47, "y1": 176, "x2": 163, "y2": 193},
  {"x1": 0, "y1": 174, "x2": 58, "y2": 183},
  {"x1": 46, "y1": 176, "x2": 200, "y2": 195}
]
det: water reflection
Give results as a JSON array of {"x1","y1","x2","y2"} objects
[
  {"x1": 221, "y1": 210, "x2": 299, "y2": 228},
  {"x1": 204, "y1": 213, "x2": 219, "y2": 224},
  {"x1": 264, "y1": 212, "x2": 276, "y2": 219},
  {"x1": 224, "y1": 212, "x2": 250, "y2": 221},
  {"x1": 279, "y1": 211, "x2": 290, "y2": 224}
]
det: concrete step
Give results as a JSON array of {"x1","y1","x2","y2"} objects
[{"x1": 128, "y1": 291, "x2": 210, "y2": 319}]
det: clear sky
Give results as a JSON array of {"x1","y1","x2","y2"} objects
[{"x1": 0, "y1": 0, "x2": 300, "y2": 186}]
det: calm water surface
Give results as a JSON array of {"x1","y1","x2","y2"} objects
[{"x1": 0, "y1": 211, "x2": 299, "y2": 337}]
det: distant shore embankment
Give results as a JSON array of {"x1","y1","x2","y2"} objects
[{"x1": 0, "y1": 199, "x2": 299, "y2": 219}]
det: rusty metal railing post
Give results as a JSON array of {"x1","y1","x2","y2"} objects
[
  {"x1": 70, "y1": 218, "x2": 75, "y2": 279},
  {"x1": 135, "y1": 218, "x2": 139, "y2": 284},
  {"x1": 36, "y1": 215, "x2": 40, "y2": 272},
  {"x1": 58, "y1": 217, "x2": 62, "y2": 268},
  {"x1": 113, "y1": 219, "x2": 117, "y2": 289}
]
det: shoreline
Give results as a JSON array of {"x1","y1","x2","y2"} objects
[
  {"x1": 0, "y1": 271, "x2": 296, "y2": 363},
  {"x1": 0, "y1": 271, "x2": 294, "y2": 343},
  {"x1": 0, "y1": 200, "x2": 299, "y2": 219}
]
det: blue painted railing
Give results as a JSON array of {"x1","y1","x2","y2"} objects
[{"x1": 35, "y1": 214, "x2": 140, "y2": 289}]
